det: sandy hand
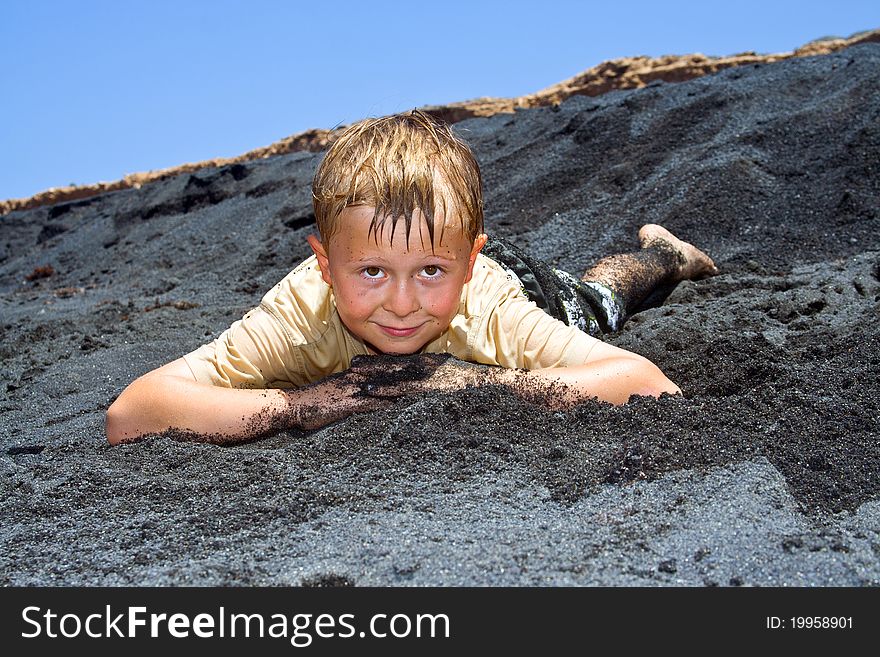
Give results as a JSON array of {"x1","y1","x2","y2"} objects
[
  {"x1": 286, "y1": 368, "x2": 397, "y2": 430},
  {"x1": 289, "y1": 355, "x2": 500, "y2": 429},
  {"x1": 349, "y1": 353, "x2": 496, "y2": 398}
]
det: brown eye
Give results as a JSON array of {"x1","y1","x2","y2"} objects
[
  {"x1": 364, "y1": 267, "x2": 382, "y2": 278},
  {"x1": 423, "y1": 265, "x2": 440, "y2": 277}
]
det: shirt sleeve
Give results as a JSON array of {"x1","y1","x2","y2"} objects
[
  {"x1": 472, "y1": 285, "x2": 602, "y2": 370},
  {"x1": 182, "y1": 304, "x2": 302, "y2": 389}
]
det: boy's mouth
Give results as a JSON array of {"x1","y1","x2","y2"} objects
[{"x1": 376, "y1": 323, "x2": 425, "y2": 338}]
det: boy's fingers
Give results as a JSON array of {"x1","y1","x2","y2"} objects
[
  {"x1": 360, "y1": 381, "x2": 419, "y2": 398},
  {"x1": 349, "y1": 355, "x2": 373, "y2": 370},
  {"x1": 360, "y1": 383, "x2": 399, "y2": 398},
  {"x1": 349, "y1": 355, "x2": 421, "y2": 376},
  {"x1": 350, "y1": 354, "x2": 394, "y2": 368},
  {"x1": 352, "y1": 396, "x2": 395, "y2": 413}
]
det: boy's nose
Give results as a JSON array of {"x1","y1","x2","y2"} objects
[{"x1": 383, "y1": 278, "x2": 421, "y2": 318}]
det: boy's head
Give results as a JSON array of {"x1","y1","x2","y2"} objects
[
  {"x1": 307, "y1": 110, "x2": 488, "y2": 355},
  {"x1": 312, "y1": 109, "x2": 484, "y2": 247}
]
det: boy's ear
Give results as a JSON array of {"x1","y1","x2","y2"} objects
[
  {"x1": 463, "y1": 234, "x2": 488, "y2": 284},
  {"x1": 307, "y1": 234, "x2": 334, "y2": 287}
]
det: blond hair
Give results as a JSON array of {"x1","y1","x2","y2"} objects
[{"x1": 312, "y1": 110, "x2": 484, "y2": 247}]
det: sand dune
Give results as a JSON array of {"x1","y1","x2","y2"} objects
[{"x1": 0, "y1": 40, "x2": 878, "y2": 585}]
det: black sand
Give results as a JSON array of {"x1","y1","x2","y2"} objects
[{"x1": 1, "y1": 44, "x2": 878, "y2": 586}]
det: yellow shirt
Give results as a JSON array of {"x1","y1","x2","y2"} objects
[{"x1": 182, "y1": 253, "x2": 601, "y2": 388}]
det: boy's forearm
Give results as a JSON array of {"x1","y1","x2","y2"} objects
[
  {"x1": 106, "y1": 353, "x2": 678, "y2": 444},
  {"x1": 352, "y1": 353, "x2": 679, "y2": 408},
  {"x1": 491, "y1": 357, "x2": 681, "y2": 407},
  {"x1": 106, "y1": 366, "x2": 393, "y2": 445},
  {"x1": 105, "y1": 375, "x2": 293, "y2": 445}
]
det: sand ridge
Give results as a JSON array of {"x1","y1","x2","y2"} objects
[{"x1": 2, "y1": 29, "x2": 877, "y2": 216}]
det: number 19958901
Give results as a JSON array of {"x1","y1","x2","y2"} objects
[{"x1": 766, "y1": 616, "x2": 853, "y2": 629}]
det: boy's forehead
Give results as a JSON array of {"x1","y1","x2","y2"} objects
[{"x1": 335, "y1": 205, "x2": 468, "y2": 251}]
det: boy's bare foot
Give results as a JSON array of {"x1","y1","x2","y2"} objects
[{"x1": 638, "y1": 224, "x2": 719, "y2": 281}]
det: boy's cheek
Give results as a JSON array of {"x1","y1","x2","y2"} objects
[
  {"x1": 335, "y1": 295, "x2": 368, "y2": 318},
  {"x1": 427, "y1": 288, "x2": 464, "y2": 321},
  {"x1": 334, "y1": 287, "x2": 376, "y2": 320}
]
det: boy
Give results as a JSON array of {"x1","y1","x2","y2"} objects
[{"x1": 106, "y1": 110, "x2": 717, "y2": 446}]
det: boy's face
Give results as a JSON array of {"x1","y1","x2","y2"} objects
[{"x1": 308, "y1": 205, "x2": 487, "y2": 355}]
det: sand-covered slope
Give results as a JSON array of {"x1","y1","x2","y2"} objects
[
  {"x1": 0, "y1": 43, "x2": 878, "y2": 585},
  {"x1": 2, "y1": 29, "x2": 877, "y2": 217}
]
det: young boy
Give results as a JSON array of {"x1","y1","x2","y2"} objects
[{"x1": 106, "y1": 110, "x2": 717, "y2": 445}]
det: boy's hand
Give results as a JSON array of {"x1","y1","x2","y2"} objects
[
  {"x1": 287, "y1": 369, "x2": 399, "y2": 430},
  {"x1": 286, "y1": 355, "x2": 495, "y2": 431},
  {"x1": 349, "y1": 353, "x2": 496, "y2": 398}
]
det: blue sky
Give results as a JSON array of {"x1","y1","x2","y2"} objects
[{"x1": 1, "y1": 0, "x2": 877, "y2": 201}]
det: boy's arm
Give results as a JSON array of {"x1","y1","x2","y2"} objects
[
  {"x1": 105, "y1": 358, "x2": 393, "y2": 445},
  {"x1": 351, "y1": 345, "x2": 679, "y2": 408},
  {"x1": 106, "y1": 343, "x2": 673, "y2": 444},
  {"x1": 515, "y1": 340, "x2": 681, "y2": 405}
]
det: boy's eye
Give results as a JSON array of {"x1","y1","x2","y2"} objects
[
  {"x1": 422, "y1": 265, "x2": 442, "y2": 277},
  {"x1": 363, "y1": 267, "x2": 383, "y2": 278}
]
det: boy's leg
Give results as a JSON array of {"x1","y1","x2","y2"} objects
[
  {"x1": 480, "y1": 226, "x2": 717, "y2": 336},
  {"x1": 579, "y1": 224, "x2": 718, "y2": 330}
]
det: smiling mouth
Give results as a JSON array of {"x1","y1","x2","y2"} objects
[{"x1": 377, "y1": 323, "x2": 425, "y2": 337}]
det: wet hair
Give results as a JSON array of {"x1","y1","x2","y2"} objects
[{"x1": 312, "y1": 109, "x2": 484, "y2": 248}]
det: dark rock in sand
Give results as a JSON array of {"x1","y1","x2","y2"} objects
[{"x1": 1, "y1": 43, "x2": 878, "y2": 586}]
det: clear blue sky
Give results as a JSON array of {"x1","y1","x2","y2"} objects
[{"x1": 1, "y1": 0, "x2": 877, "y2": 201}]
